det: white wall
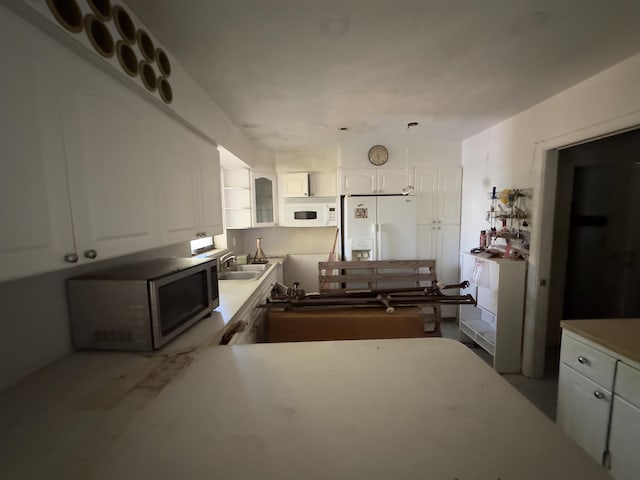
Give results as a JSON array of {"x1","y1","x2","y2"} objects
[
  {"x1": 340, "y1": 128, "x2": 461, "y2": 169},
  {"x1": 462, "y1": 51, "x2": 640, "y2": 377},
  {"x1": 275, "y1": 148, "x2": 339, "y2": 172},
  {"x1": 233, "y1": 226, "x2": 337, "y2": 259}
]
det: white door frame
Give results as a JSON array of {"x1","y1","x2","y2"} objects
[{"x1": 523, "y1": 112, "x2": 640, "y2": 378}]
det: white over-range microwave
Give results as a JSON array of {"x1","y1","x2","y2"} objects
[{"x1": 281, "y1": 202, "x2": 337, "y2": 227}]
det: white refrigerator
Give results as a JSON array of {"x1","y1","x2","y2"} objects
[{"x1": 342, "y1": 195, "x2": 417, "y2": 261}]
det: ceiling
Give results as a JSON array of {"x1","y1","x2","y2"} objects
[{"x1": 126, "y1": 0, "x2": 640, "y2": 153}]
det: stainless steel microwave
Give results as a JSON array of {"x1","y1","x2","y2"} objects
[{"x1": 67, "y1": 257, "x2": 219, "y2": 351}]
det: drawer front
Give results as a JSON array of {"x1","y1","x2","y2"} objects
[
  {"x1": 560, "y1": 332, "x2": 616, "y2": 389},
  {"x1": 616, "y1": 362, "x2": 640, "y2": 409}
]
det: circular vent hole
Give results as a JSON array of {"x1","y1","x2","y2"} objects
[
  {"x1": 113, "y1": 5, "x2": 135, "y2": 44},
  {"x1": 85, "y1": 15, "x2": 115, "y2": 58},
  {"x1": 155, "y1": 48, "x2": 171, "y2": 77},
  {"x1": 87, "y1": 0, "x2": 112, "y2": 21},
  {"x1": 158, "y1": 77, "x2": 173, "y2": 104},
  {"x1": 136, "y1": 29, "x2": 155, "y2": 62},
  {"x1": 46, "y1": 0, "x2": 83, "y2": 33},
  {"x1": 116, "y1": 40, "x2": 138, "y2": 77},
  {"x1": 139, "y1": 61, "x2": 157, "y2": 92}
]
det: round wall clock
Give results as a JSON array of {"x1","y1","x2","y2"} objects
[{"x1": 368, "y1": 145, "x2": 389, "y2": 166}]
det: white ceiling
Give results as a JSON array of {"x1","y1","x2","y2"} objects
[{"x1": 126, "y1": 0, "x2": 640, "y2": 153}]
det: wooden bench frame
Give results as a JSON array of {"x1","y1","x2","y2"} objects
[{"x1": 317, "y1": 259, "x2": 442, "y2": 336}]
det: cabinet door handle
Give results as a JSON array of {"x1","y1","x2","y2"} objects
[
  {"x1": 577, "y1": 356, "x2": 589, "y2": 365},
  {"x1": 64, "y1": 253, "x2": 79, "y2": 263},
  {"x1": 84, "y1": 249, "x2": 98, "y2": 259},
  {"x1": 593, "y1": 391, "x2": 605, "y2": 400}
]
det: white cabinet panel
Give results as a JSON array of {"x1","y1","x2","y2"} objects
[
  {"x1": 459, "y1": 253, "x2": 526, "y2": 373},
  {"x1": 557, "y1": 363, "x2": 611, "y2": 463},
  {"x1": 154, "y1": 118, "x2": 199, "y2": 244},
  {"x1": 281, "y1": 172, "x2": 309, "y2": 197},
  {"x1": 417, "y1": 224, "x2": 460, "y2": 284},
  {"x1": 615, "y1": 363, "x2": 640, "y2": 408},
  {"x1": 222, "y1": 168, "x2": 252, "y2": 229},
  {"x1": 0, "y1": 33, "x2": 75, "y2": 281},
  {"x1": 438, "y1": 168, "x2": 463, "y2": 224},
  {"x1": 309, "y1": 171, "x2": 337, "y2": 197},
  {"x1": 340, "y1": 168, "x2": 410, "y2": 195},
  {"x1": 196, "y1": 144, "x2": 223, "y2": 236},
  {"x1": 418, "y1": 224, "x2": 460, "y2": 318},
  {"x1": 252, "y1": 172, "x2": 277, "y2": 227},
  {"x1": 60, "y1": 69, "x2": 160, "y2": 261},
  {"x1": 415, "y1": 168, "x2": 438, "y2": 224},
  {"x1": 340, "y1": 169, "x2": 376, "y2": 195},
  {"x1": 560, "y1": 334, "x2": 616, "y2": 390},
  {"x1": 609, "y1": 395, "x2": 640, "y2": 480},
  {"x1": 416, "y1": 166, "x2": 461, "y2": 225},
  {"x1": 378, "y1": 168, "x2": 411, "y2": 194}
]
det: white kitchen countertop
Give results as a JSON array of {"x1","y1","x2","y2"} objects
[{"x1": 0, "y1": 336, "x2": 610, "y2": 479}]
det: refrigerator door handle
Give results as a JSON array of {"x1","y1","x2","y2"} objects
[
  {"x1": 376, "y1": 223, "x2": 382, "y2": 261},
  {"x1": 372, "y1": 223, "x2": 378, "y2": 261}
]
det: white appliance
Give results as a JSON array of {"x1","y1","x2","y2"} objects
[
  {"x1": 343, "y1": 195, "x2": 417, "y2": 260},
  {"x1": 281, "y1": 202, "x2": 337, "y2": 227}
]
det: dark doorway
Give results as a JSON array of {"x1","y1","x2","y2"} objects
[{"x1": 554, "y1": 128, "x2": 640, "y2": 323}]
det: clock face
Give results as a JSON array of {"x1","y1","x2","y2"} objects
[{"x1": 368, "y1": 145, "x2": 389, "y2": 166}]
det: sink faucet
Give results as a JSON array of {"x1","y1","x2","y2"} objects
[{"x1": 219, "y1": 252, "x2": 237, "y2": 271}]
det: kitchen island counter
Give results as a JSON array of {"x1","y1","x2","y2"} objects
[{"x1": 0, "y1": 338, "x2": 610, "y2": 479}]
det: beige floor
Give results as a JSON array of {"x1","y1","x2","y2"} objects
[{"x1": 440, "y1": 319, "x2": 559, "y2": 420}]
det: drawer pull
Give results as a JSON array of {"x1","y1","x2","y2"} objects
[
  {"x1": 577, "y1": 356, "x2": 590, "y2": 365},
  {"x1": 593, "y1": 391, "x2": 605, "y2": 400}
]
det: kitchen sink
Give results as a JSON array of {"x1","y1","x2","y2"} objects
[
  {"x1": 234, "y1": 264, "x2": 269, "y2": 272},
  {"x1": 218, "y1": 264, "x2": 270, "y2": 280}
]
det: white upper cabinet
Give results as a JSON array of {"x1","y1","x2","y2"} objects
[
  {"x1": 280, "y1": 171, "x2": 336, "y2": 198},
  {"x1": 59, "y1": 59, "x2": 160, "y2": 262},
  {"x1": 195, "y1": 143, "x2": 223, "y2": 236},
  {"x1": 281, "y1": 172, "x2": 309, "y2": 197},
  {"x1": 415, "y1": 167, "x2": 462, "y2": 225},
  {"x1": 0, "y1": 26, "x2": 76, "y2": 281},
  {"x1": 252, "y1": 172, "x2": 277, "y2": 227},
  {"x1": 340, "y1": 168, "x2": 411, "y2": 195},
  {"x1": 153, "y1": 115, "x2": 200, "y2": 244},
  {"x1": 0, "y1": 9, "x2": 224, "y2": 280},
  {"x1": 222, "y1": 168, "x2": 252, "y2": 229},
  {"x1": 309, "y1": 171, "x2": 337, "y2": 197},
  {"x1": 153, "y1": 115, "x2": 222, "y2": 242}
]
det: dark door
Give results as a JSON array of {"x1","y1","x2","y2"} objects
[{"x1": 560, "y1": 129, "x2": 640, "y2": 319}]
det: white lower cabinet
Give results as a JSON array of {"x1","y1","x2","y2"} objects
[
  {"x1": 608, "y1": 361, "x2": 640, "y2": 479},
  {"x1": 417, "y1": 224, "x2": 460, "y2": 318},
  {"x1": 557, "y1": 363, "x2": 611, "y2": 463},
  {"x1": 609, "y1": 395, "x2": 640, "y2": 480},
  {"x1": 458, "y1": 253, "x2": 527, "y2": 373},
  {"x1": 557, "y1": 329, "x2": 640, "y2": 479},
  {"x1": 228, "y1": 268, "x2": 277, "y2": 345}
]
